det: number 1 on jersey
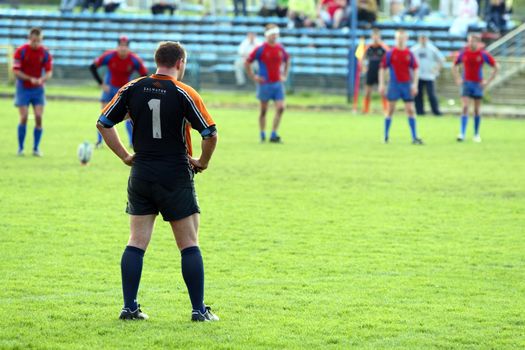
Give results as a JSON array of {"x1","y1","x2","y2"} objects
[{"x1": 148, "y1": 99, "x2": 162, "y2": 139}]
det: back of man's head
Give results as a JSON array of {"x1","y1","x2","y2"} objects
[{"x1": 155, "y1": 41, "x2": 186, "y2": 68}]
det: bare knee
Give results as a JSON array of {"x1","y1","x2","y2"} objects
[{"x1": 34, "y1": 115, "x2": 43, "y2": 128}]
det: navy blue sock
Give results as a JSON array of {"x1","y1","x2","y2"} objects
[
  {"x1": 260, "y1": 131, "x2": 266, "y2": 141},
  {"x1": 96, "y1": 131, "x2": 103, "y2": 144},
  {"x1": 384, "y1": 118, "x2": 392, "y2": 140},
  {"x1": 17, "y1": 124, "x2": 27, "y2": 151},
  {"x1": 181, "y1": 246, "x2": 205, "y2": 313},
  {"x1": 121, "y1": 245, "x2": 145, "y2": 310},
  {"x1": 33, "y1": 127, "x2": 43, "y2": 151},
  {"x1": 125, "y1": 119, "x2": 133, "y2": 146},
  {"x1": 271, "y1": 131, "x2": 277, "y2": 139},
  {"x1": 408, "y1": 117, "x2": 417, "y2": 140},
  {"x1": 460, "y1": 115, "x2": 468, "y2": 138},
  {"x1": 474, "y1": 115, "x2": 481, "y2": 136}
]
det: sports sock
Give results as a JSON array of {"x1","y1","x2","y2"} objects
[
  {"x1": 460, "y1": 115, "x2": 468, "y2": 138},
  {"x1": 181, "y1": 246, "x2": 205, "y2": 313},
  {"x1": 121, "y1": 245, "x2": 145, "y2": 311},
  {"x1": 363, "y1": 97, "x2": 370, "y2": 113},
  {"x1": 384, "y1": 118, "x2": 392, "y2": 140},
  {"x1": 260, "y1": 131, "x2": 266, "y2": 141},
  {"x1": 474, "y1": 115, "x2": 481, "y2": 136},
  {"x1": 408, "y1": 117, "x2": 417, "y2": 140},
  {"x1": 125, "y1": 119, "x2": 133, "y2": 146},
  {"x1": 18, "y1": 124, "x2": 27, "y2": 151},
  {"x1": 270, "y1": 131, "x2": 278, "y2": 139},
  {"x1": 33, "y1": 127, "x2": 43, "y2": 151},
  {"x1": 96, "y1": 131, "x2": 103, "y2": 144}
]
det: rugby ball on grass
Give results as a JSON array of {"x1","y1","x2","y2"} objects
[{"x1": 78, "y1": 141, "x2": 94, "y2": 165}]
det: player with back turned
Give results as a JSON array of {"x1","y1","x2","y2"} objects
[
  {"x1": 96, "y1": 41, "x2": 219, "y2": 322},
  {"x1": 452, "y1": 33, "x2": 498, "y2": 143},
  {"x1": 90, "y1": 36, "x2": 148, "y2": 148},
  {"x1": 362, "y1": 28, "x2": 389, "y2": 114},
  {"x1": 13, "y1": 27, "x2": 53, "y2": 157}
]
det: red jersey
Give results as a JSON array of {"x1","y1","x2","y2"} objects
[
  {"x1": 454, "y1": 48, "x2": 496, "y2": 83},
  {"x1": 247, "y1": 43, "x2": 289, "y2": 84},
  {"x1": 322, "y1": 0, "x2": 342, "y2": 18},
  {"x1": 13, "y1": 44, "x2": 53, "y2": 89},
  {"x1": 381, "y1": 47, "x2": 418, "y2": 83},
  {"x1": 94, "y1": 50, "x2": 148, "y2": 88}
]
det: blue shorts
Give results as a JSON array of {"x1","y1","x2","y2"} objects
[
  {"x1": 462, "y1": 82, "x2": 483, "y2": 99},
  {"x1": 256, "y1": 82, "x2": 285, "y2": 102},
  {"x1": 101, "y1": 85, "x2": 120, "y2": 103},
  {"x1": 15, "y1": 83, "x2": 45, "y2": 107},
  {"x1": 387, "y1": 82, "x2": 413, "y2": 102}
]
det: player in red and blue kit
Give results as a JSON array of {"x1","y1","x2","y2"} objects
[
  {"x1": 90, "y1": 36, "x2": 148, "y2": 147},
  {"x1": 13, "y1": 28, "x2": 53, "y2": 157},
  {"x1": 453, "y1": 33, "x2": 498, "y2": 143},
  {"x1": 379, "y1": 30, "x2": 423, "y2": 145},
  {"x1": 245, "y1": 24, "x2": 290, "y2": 143}
]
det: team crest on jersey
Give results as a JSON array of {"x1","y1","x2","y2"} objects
[
  {"x1": 153, "y1": 81, "x2": 163, "y2": 88},
  {"x1": 476, "y1": 56, "x2": 482, "y2": 62}
]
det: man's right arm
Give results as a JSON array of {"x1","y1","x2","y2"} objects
[{"x1": 189, "y1": 134, "x2": 218, "y2": 173}]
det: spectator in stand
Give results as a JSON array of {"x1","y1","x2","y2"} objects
[
  {"x1": 152, "y1": 1, "x2": 177, "y2": 15},
  {"x1": 287, "y1": 0, "x2": 316, "y2": 28},
  {"x1": 60, "y1": 0, "x2": 78, "y2": 14},
  {"x1": 235, "y1": 32, "x2": 261, "y2": 86},
  {"x1": 389, "y1": 0, "x2": 404, "y2": 17},
  {"x1": 401, "y1": 0, "x2": 431, "y2": 21},
  {"x1": 449, "y1": 0, "x2": 479, "y2": 36},
  {"x1": 440, "y1": 0, "x2": 454, "y2": 17},
  {"x1": 411, "y1": 32, "x2": 445, "y2": 116},
  {"x1": 318, "y1": 0, "x2": 347, "y2": 29},
  {"x1": 357, "y1": 0, "x2": 378, "y2": 24},
  {"x1": 200, "y1": 0, "x2": 227, "y2": 16},
  {"x1": 233, "y1": 0, "x2": 247, "y2": 16},
  {"x1": 259, "y1": 0, "x2": 288, "y2": 18},
  {"x1": 487, "y1": 0, "x2": 507, "y2": 33},
  {"x1": 103, "y1": 0, "x2": 123, "y2": 13},
  {"x1": 82, "y1": 0, "x2": 103, "y2": 13}
]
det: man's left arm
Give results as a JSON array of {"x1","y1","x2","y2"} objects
[
  {"x1": 483, "y1": 53, "x2": 499, "y2": 88},
  {"x1": 38, "y1": 51, "x2": 53, "y2": 85},
  {"x1": 411, "y1": 53, "x2": 419, "y2": 96}
]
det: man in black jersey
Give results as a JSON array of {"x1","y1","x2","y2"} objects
[
  {"x1": 96, "y1": 41, "x2": 219, "y2": 322},
  {"x1": 362, "y1": 28, "x2": 389, "y2": 114}
]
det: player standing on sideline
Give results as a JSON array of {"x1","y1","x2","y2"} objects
[
  {"x1": 452, "y1": 33, "x2": 498, "y2": 142},
  {"x1": 97, "y1": 41, "x2": 219, "y2": 322},
  {"x1": 90, "y1": 36, "x2": 148, "y2": 148},
  {"x1": 379, "y1": 30, "x2": 423, "y2": 145},
  {"x1": 362, "y1": 28, "x2": 389, "y2": 114},
  {"x1": 245, "y1": 24, "x2": 290, "y2": 143},
  {"x1": 13, "y1": 28, "x2": 52, "y2": 157}
]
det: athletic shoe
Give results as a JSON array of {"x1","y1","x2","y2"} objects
[
  {"x1": 33, "y1": 150, "x2": 43, "y2": 157},
  {"x1": 473, "y1": 135, "x2": 482, "y2": 143},
  {"x1": 384, "y1": 137, "x2": 389, "y2": 144},
  {"x1": 17, "y1": 149, "x2": 24, "y2": 156},
  {"x1": 119, "y1": 306, "x2": 149, "y2": 320},
  {"x1": 269, "y1": 136, "x2": 282, "y2": 143},
  {"x1": 412, "y1": 138, "x2": 424, "y2": 145},
  {"x1": 191, "y1": 306, "x2": 219, "y2": 322},
  {"x1": 456, "y1": 135, "x2": 465, "y2": 142}
]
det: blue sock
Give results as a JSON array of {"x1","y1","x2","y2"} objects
[
  {"x1": 181, "y1": 246, "x2": 205, "y2": 313},
  {"x1": 474, "y1": 115, "x2": 481, "y2": 136},
  {"x1": 384, "y1": 118, "x2": 392, "y2": 140},
  {"x1": 125, "y1": 119, "x2": 133, "y2": 146},
  {"x1": 460, "y1": 115, "x2": 468, "y2": 138},
  {"x1": 96, "y1": 131, "x2": 103, "y2": 144},
  {"x1": 271, "y1": 131, "x2": 277, "y2": 139},
  {"x1": 17, "y1": 124, "x2": 27, "y2": 151},
  {"x1": 408, "y1": 117, "x2": 417, "y2": 140},
  {"x1": 121, "y1": 245, "x2": 145, "y2": 311},
  {"x1": 33, "y1": 128, "x2": 43, "y2": 151},
  {"x1": 260, "y1": 131, "x2": 266, "y2": 141}
]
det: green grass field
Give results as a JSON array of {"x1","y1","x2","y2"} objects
[{"x1": 0, "y1": 97, "x2": 524, "y2": 349}]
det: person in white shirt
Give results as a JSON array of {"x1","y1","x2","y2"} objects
[
  {"x1": 234, "y1": 32, "x2": 260, "y2": 86},
  {"x1": 449, "y1": 0, "x2": 479, "y2": 36},
  {"x1": 410, "y1": 32, "x2": 446, "y2": 116}
]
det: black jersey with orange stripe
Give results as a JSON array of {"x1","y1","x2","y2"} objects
[{"x1": 98, "y1": 74, "x2": 216, "y2": 183}]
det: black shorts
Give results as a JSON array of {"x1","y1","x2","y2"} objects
[
  {"x1": 126, "y1": 177, "x2": 200, "y2": 221},
  {"x1": 366, "y1": 70, "x2": 379, "y2": 86}
]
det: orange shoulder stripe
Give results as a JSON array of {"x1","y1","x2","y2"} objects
[{"x1": 174, "y1": 80, "x2": 215, "y2": 127}]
